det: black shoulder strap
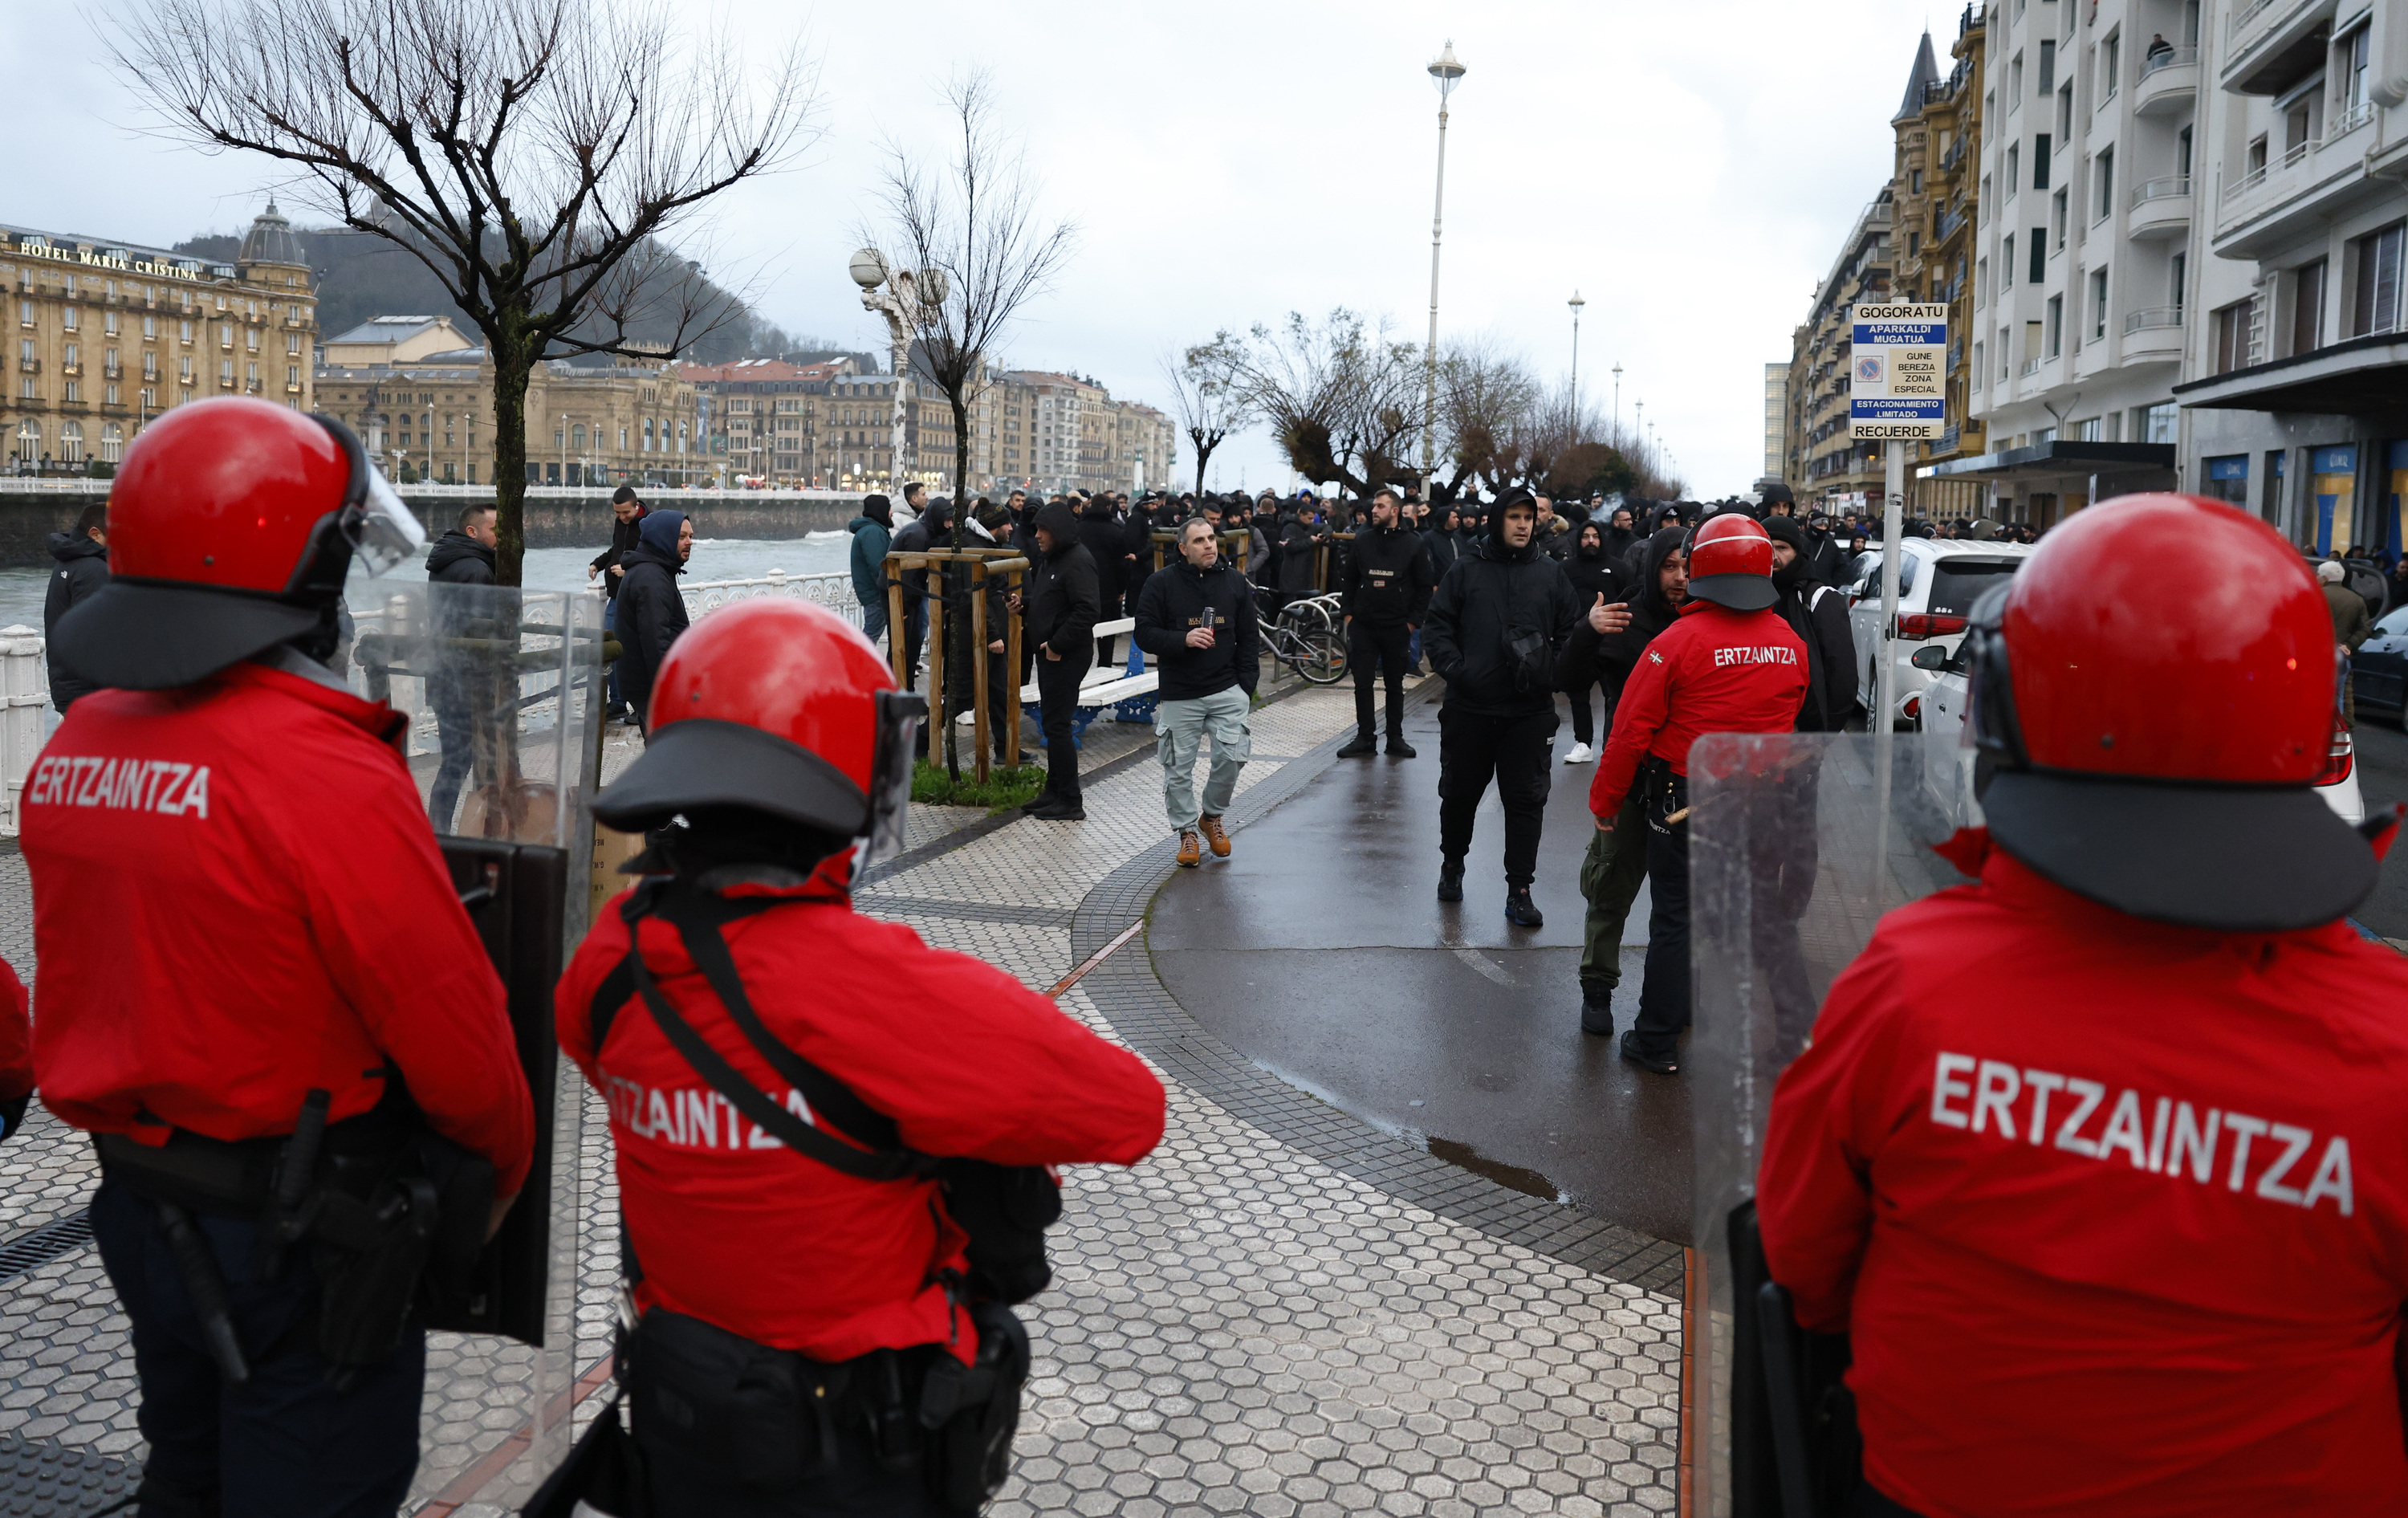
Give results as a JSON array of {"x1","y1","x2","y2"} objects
[{"x1": 593, "y1": 881, "x2": 930, "y2": 1184}]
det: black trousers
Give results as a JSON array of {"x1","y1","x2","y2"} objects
[
  {"x1": 1350, "y1": 619, "x2": 1411, "y2": 737},
  {"x1": 1635, "y1": 769, "x2": 1691, "y2": 1061},
  {"x1": 1564, "y1": 675, "x2": 1606, "y2": 747},
  {"x1": 90, "y1": 1180, "x2": 425, "y2": 1518},
  {"x1": 1436, "y1": 705, "x2": 1556, "y2": 886},
  {"x1": 645, "y1": 1414, "x2": 954, "y2": 1518},
  {"x1": 1035, "y1": 646, "x2": 1092, "y2": 801}
]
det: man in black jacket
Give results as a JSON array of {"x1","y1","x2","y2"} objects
[
  {"x1": 1337, "y1": 488, "x2": 1435, "y2": 759},
  {"x1": 425, "y1": 504, "x2": 498, "y2": 828},
  {"x1": 888, "y1": 497, "x2": 951, "y2": 690},
  {"x1": 43, "y1": 503, "x2": 108, "y2": 711},
  {"x1": 1765, "y1": 516, "x2": 1861, "y2": 731},
  {"x1": 1562, "y1": 525, "x2": 1684, "y2": 1035},
  {"x1": 1422, "y1": 490, "x2": 1581, "y2": 926},
  {"x1": 589, "y1": 486, "x2": 647, "y2": 721},
  {"x1": 615, "y1": 509, "x2": 693, "y2": 737},
  {"x1": 1133, "y1": 518, "x2": 1260, "y2": 866},
  {"x1": 1010, "y1": 500, "x2": 1100, "y2": 820}
]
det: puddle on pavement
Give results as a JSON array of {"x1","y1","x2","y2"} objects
[{"x1": 1426, "y1": 1135, "x2": 1568, "y2": 1204}]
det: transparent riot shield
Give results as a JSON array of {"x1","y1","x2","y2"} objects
[
  {"x1": 342, "y1": 579, "x2": 608, "y2": 1507},
  {"x1": 1688, "y1": 731, "x2": 1978, "y2": 1518}
]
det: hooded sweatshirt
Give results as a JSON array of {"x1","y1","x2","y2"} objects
[
  {"x1": 425, "y1": 527, "x2": 497, "y2": 586},
  {"x1": 43, "y1": 530, "x2": 110, "y2": 711},
  {"x1": 1767, "y1": 515, "x2": 1861, "y2": 732},
  {"x1": 1420, "y1": 501, "x2": 1580, "y2": 717},
  {"x1": 1560, "y1": 526, "x2": 1688, "y2": 701},
  {"x1": 848, "y1": 496, "x2": 894, "y2": 604},
  {"x1": 616, "y1": 511, "x2": 691, "y2": 723},
  {"x1": 1023, "y1": 500, "x2": 1100, "y2": 658}
]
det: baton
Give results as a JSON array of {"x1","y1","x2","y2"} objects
[{"x1": 159, "y1": 1202, "x2": 250, "y2": 1386}]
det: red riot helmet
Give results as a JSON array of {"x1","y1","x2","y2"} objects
[
  {"x1": 1965, "y1": 492, "x2": 2380, "y2": 930},
  {"x1": 592, "y1": 600, "x2": 928, "y2": 866},
  {"x1": 1684, "y1": 512, "x2": 1777, "y2": 611},
  {"x1": 51, "y1": 397, "x2": 425, "y2": 690}
]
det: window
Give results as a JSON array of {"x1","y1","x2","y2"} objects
[
  {"x1": 2047, "y1": 295, "x2": 2064, "y2": 356},
  {"x1": 2094, "y1": 148, "x2": 2114, "y2": 222},
  {"x1": 2053, "y1": 188, "x2": 2070, "y2": 248},
  {"x1": 1999, "y1": 326, "x2": 2012, "y2": 381},
  {"x1": 2201, "y1": 454, "x2": 2249, "y2": 507},
  {"x1": 2247, "y1": 135, "x2": 2268, "y2": 175},
  {"x1": 218, "y1": 359, "x2": 232, "y2": 385},
  {"x1": 14, "y1": 299, "x2": 26, "y2": 328},
  {"x1": 2101, "y1": 31, "x2": 2120, "y2": 99},
  {"x1": 62, "y1": 307, "x2": 78, "y2": 332},
  {"x1": 2025, "y1": 320, "x2": 2044, "y2": 369},
  {"x1": 287, "y1": 332, "x2": 299, "y2": 356},
  {"x1": 177, "y1": 356, "x2": 193, "y2": 382},
  {"x1": 2089, "y1": 266, "x2": 2110, "y2": 340},
  {"x1": 2213, "y1": 297, "x2": 2254, "y2": 373},
  {"x1": 2351, "y1": 222, "x2": 2404, "y2": 336},
  {"x1": 1980, "y1": 173, "x2": 1992, "y2": 220},
  {"x1": 2340, "y1": 24, "x2": 2372, "y2": 112},
  {"x1": 2030, "y1": 229, "x2": 2047, "y2": 284},
  {"x1": 141, "y1": 352, "x2": 157, "y2": 381},
  {"x1": 103, "y1": 310, "x2": 117, "y2": 336},
  {"x1": 2284, "y1": 86, "x2": 2322, "y2": 160},
  {"x1": 2033, "y1": 134, "x2": 2051, "y2": 190},
  {"x1": 2170, "y1": 250, "x2": 2187, "y2": 319},
  {"x1": 1972, "y1": 340, "x2": 1986, "y2": 384},
  {"x1": 2011, "y1": 53, "x2": 2025, "y2": 108},
  {"x1": 2007, "y1": 144, "x2": 2020, "y2": 197},
  {"x1": 2058, "y1": 84, "x2": 2073, "y2": 140},
  {"x1": 2004, "y1": 234, "x2": 2016, "y2": 288},
  {"x1": 2291, "y1": 258, "x2": 2327, "y2": 354},
  {"x1": 63, "y1": 343, "x2": 79, "y2": 372},
  {"x1": 287, "y1": 365, "x2": 299, "y2": 389},
  {"x1": 142, "y1": 315, "x2": 155, "y2": 340},
  {"x1": 572, "y1": 424, "x2": 586, "y2": 450},
  {"x1": 1976, "y1": 257, "x2": 1991, "y2": 306},
  {"x1": 1910, "y1": 168, "x2": 1923, "y2": 193},
  {"x1": 179, "y1": 320, "x2": 193, "y2": 344},
  {"x1": 2038, "y1": 40, "x2": 2056, "y2": 93},
  {"x1": 219, "y1": 324, "x2": 233, "y2": 349},
  {"x1": 2141, "y1": 402, "x2": 2177, "y2": 444}
]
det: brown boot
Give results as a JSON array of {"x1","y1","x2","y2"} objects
[
  {"x1": 1176, "y1": 829, "x2": 1202, "y2": 868},
  {"x1": 1199, "y1": 814, "x2": 1231, "y2": 858}
]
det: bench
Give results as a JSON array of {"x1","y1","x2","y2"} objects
[{"x1": 1019, "y1": 617, "x2": 1159, "y2": 747}]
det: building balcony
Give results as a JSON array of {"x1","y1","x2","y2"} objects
[
  {"x1": 2122, "y1": 307, "x2": 2187, "y2": 361},
  {"x1": 15, "y1": 359, "x2": 36, "y2": 375},
  {"x1": 2134, "y1": 47, "x2": 2199, "y2": 117},
  {"x1": 2128, "y1": 176, "x2": 2193, "y2": 241},
  {"x1": 2214, "y1": 107, "x2": 2391, "y2": 260},
  {"x1": 2223, "y1": 0, "x2": 2334, "y2": 96}
]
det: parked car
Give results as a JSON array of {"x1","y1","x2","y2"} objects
[
  {"x1": 2353, "y1": 603, "x2": 2408, "y2": 724},
  {"x1": 1844, "y1": 540, "x2": 2036, "y2": 726},
  {"x1": 1911, "y1": 642, "x2": 2365, "y2": 830}
]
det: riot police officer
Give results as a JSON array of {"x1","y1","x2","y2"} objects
[
  {"x1": 26, "y1": 398, "x2": 535, "y2": 1515},
  {"x1": 1757, "y1": 495, "x2": 2408, "y2": 1516},
  {"x1": 558, "y1": 598, "x2": 1165, "y2": 1516}
]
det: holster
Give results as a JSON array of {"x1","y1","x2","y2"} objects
[{"x1": 1641, "y1": 758, "x2": 1687, "y2": 834}]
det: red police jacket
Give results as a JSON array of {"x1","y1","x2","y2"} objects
[
  {"x1": 556, "y1": 864, "x2": 1166, "y2": 1364},
  {"x1": 1758, "y1": 833, "x2": 2408, "y2": 1516},
  {"x1": 23, "y1": 662, "x2": 535, "y2": 1197},
  {"x1": 1589, "y1": 600, "x2": 1807, "y2": 819},
  {"x1": 0, "y1": 959, "x2": 28, "y2": 1102}
]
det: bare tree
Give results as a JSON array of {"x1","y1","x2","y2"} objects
[
  {"x1": 1163, "y1": 338, "x2": 1251, "y2": 497},
  {"x1": 1434, "y1": 340, "x2": 1540, "y2": 503},
  {"x1": 868, "y1": 72, "x2": 1076, "y2": 539},
  {"x1": 108, "y1": 0, "x2": 816, "y2": 583},
  {"x1": 1227, "y1": 309, "x2": 1425, "y2": 499},
  {"x1": 865, "y1": 71, "x2": 1073, "y2": 778}
]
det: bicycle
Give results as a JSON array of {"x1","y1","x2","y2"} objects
[{"x1": 1257, "y1": 592, "x2": 1348, "y2": 685}]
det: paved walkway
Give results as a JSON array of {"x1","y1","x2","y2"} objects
[{"x1": 0, "y1": 665, "x2": 1686, "y2": 1517}]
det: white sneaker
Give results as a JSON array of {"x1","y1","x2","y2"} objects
[{"x1": 1563, "y1": 742, "x2": 1596, "y2": 765}]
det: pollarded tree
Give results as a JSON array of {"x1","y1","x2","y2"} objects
[{"x1": 108, "y1": 0, "x2": 816, "y2": 584}]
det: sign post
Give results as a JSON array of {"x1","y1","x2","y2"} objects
[{"x1": 1850, "y1": 300, "x2": 1946, "y2": 877}]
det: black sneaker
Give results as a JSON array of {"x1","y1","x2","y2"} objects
[
  {"x1": 1580, "y1": 998, "x2": 1615, "y2": 1037},
  {"x1": 1437, "y1": 861, "x2": 1465, "y2": 902},
  {"x1": 1504, "y1": 888, "x2": 1544, "y2": 928},
  {"x1": 1026, "y1": 798, "x2": 1085, "y2": 820},
  {"x1": 1620, "y1": 1031, "x2": 1678, "y2": 1075},
  {"x1": 1385, "y1": 735, "x2": 1418, "y2": 759},
  {"x1": 1336, "y1": 733, "x2": 1378, "y2": 759}
]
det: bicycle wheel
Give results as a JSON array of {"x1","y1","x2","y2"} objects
[{"x1": 1294, "y1": 625, "x2": 1349, "y2": 685}]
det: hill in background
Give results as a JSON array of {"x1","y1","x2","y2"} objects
[{"x1": 174, "y1": 223, "x2": 879, "y2": 371}]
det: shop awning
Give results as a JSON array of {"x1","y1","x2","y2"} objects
[
  {"x1": 1921, "y1": 440, "x2": 2176, "y2": 479},
  {"x1": 2170, "y1": 330, "x2": 2408, "y2": 415}
]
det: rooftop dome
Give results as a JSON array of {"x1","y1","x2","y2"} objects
[{"x1": 238, "y1": 199, "x2": 307, "y2": 269}]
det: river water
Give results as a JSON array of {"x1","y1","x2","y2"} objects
[{"x1": 0, "y1": 530, "x2": 856, "y2": 632}]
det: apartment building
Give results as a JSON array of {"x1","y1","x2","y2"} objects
[
  {"x1": 1932, "y1": 0, "x2": 2194, "y2": 524},
  {"x1": 4, "y1": 202, "x2": 318, "y2": 471},
  {"x1": 1893, "y1": 8, "x2": 1996, "y2": 515},
  {"x1": 2174, "y1": 0, "x2": 2408, "y2": 556},
  {"x1": 317, "y1": 335, "x2": 703, "y2": 486},
  {"x1": 675, "y1": 358, "x2": 856, "y2": 483},
  {"x1": 1784, "y1": 187, "x2": 1897, "y2": 506},
  {"x1": 1762, "y1": 361, "x2": 1788, "y2": 485}
]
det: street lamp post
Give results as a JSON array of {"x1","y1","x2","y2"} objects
[
  {"x1": 1568, "y1": 291, "x2": 1586, "y2": 429},
  {"x1": 1418, "y1": 41, "x2": 1466, "y2": 506},
  {"x1": 1611, "y1": 363, "x2": 1622, "y2": 440},
  {"x1": 849, "y1": 249, "x2": 948, "y2": 501}
]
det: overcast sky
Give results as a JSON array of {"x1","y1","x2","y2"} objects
[{"x1": 12, "y1": 0, "x2": 1940, "y2": 497}]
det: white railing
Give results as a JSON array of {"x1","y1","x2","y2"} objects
[
  {"x1": 2020, "y1": 356, "x2": 2043, "y2": 376},
  {"x1": 0, "y1": 476, "x2": 110, "y2": 492},
  {"x1": 2125, "y1": 306, "x2": 2185, "y2": 333},
  {"x1": 398, "y1": 482, "x2": 861, "y2": 503},
  {"x1": 2139, "y1": 45, "x2": 2199, "y2": 79},
  {"x1": 0, "y1": 626, "x2": 46, "y2": 834},
  {"x1": 679, "y1": 569, "x2": 861, "y2": 629},
  {"x1": 2132, "y1": 174, "x2": 2192, "y2": 205},
  {"x1": 2328, "y1": 100, "x2": 2377, "y2": 142}
]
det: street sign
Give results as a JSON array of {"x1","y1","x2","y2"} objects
[{"x1": 1849, "y1": 302, "x2": 1946, "y2": 441}]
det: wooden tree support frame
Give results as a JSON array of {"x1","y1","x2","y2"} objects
[{"x1": 884, "y1": 547, "x2": 1029, "y2": 784}]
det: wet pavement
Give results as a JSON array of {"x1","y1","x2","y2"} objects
[{"x1": 1149, "y1": 689, "x2": 1694, "y2": 1245}]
